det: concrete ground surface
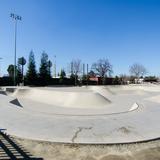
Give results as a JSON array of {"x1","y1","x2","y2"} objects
[
  {"x1": 0, "y1": 84, "x2": 160, "y2": 159},
  {"x1": 0, "y1": 84, "x2": 160, "y2": 144}
]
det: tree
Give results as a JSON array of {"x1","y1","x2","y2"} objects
[
  {"x1": 144, "y1": 76, "x2": 158, "y2": 83},
  {"x1": 59, "y1": 69, "x2": 66, "y2": 84},
  {"x1": 60, "y1": 69, "x2": 66, "y2": 79},
  {"x1": 48, "y1": 60, "x2": 52, "y2": 78},
  {"x1": 26, "y1": 50, "x2": 37, "y2": 85},
  {"x1": 70, "y1": 73, "x2": 78, "y2": 85},
  {"x1": 39, "y1": 51, "x2": 50, "y2": 85},
  {"x1": 91, "y1": 58, "x2": 113, "y2": 84},
  {"x1": 70, "y1": 59, "x2": 82, "y2": 85},
  {"x1": 70, "y1": 59, "x2": 82, "y2": 75},
  {"x1": 7, "y1": 64, "x2": 19, "y2": 84},
  {"x1": 129, "y1": 63, "x2": 147, "y2": 78},
  {"x1": 18, "y1": 57, "x2": 26, "y2": 82},
  {"x1": 7, "y1": 64, "x2": 15, "y2": 78},
  {"x1": 112, "y1": 76, "x2": 121, "y2": 85},
  {"x1": 119, "y1": 74, "x2": 129, "y2": 84},
  {"x1": 17, "y1": 62, "x2": 22, "y2": 84}
]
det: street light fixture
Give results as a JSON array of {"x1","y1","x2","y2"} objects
[{"x1": 10, "y1": 13, "x2": 22, "y2": 86}]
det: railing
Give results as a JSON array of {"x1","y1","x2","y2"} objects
[{"x1": 0, "y1": 130, "x2": 43, "y2": 160}]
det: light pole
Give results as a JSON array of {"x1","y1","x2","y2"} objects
[
  {"x1": 54, "y1": 55, "x2": 56, "y2": 78},
  {"x1": 0, "y1": 58, "x2": 2, "y2": 77},
  {"x1": 10, "y1": 13, "x2": 22, "y2": 86}
]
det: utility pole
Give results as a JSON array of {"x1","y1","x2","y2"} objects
[
  {"x1": 54, "y1": 55, "x2": 56, "y2": 78},
  {"x1": 10, "y1": 13, "x2": 22, "y2": 86},
  {"x1": 87, "y1": 64, "x2": 89, "y2": 86},
  {"x1": 71, "y1": 62, "x2": 73, "y2": 75},
  {"x1": 83, "y1": 63, "x2": 85, "y2": 76}
]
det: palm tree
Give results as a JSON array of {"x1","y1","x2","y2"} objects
[{"x1": 18, "y1": 57, "x2": 26, "y2": 81}]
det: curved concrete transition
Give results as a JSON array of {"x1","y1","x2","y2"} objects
[{"x1": 0, "y1": 84, "x2": 160, "y2": 144}]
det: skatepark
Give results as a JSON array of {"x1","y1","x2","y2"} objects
[{"x1": 0, "y1": 84, "x2": 160, "y2": 144}]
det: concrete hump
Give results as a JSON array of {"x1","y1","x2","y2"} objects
[
  {"x1": 129, "y1": 102, "x2": 139, "y2": 111},
  {"x1": 10, "y1": 98, "x2": 23, "y2": 108}
]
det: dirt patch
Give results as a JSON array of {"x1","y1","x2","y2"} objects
[
  {"x1": 11, "y1": 136, "x2": 160, "y2": 160},
  {"x1": 100, "y1": 155, "x2": 131, "y2": 160},
  {"x1": 133, "y1": 147, "x2": 160, "y2": 160}
]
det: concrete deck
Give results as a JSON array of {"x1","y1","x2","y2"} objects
[{"x1": 0, "y1": 84, "x2": 160, "y2": 144}]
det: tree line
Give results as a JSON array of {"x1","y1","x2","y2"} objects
[
  {"x1": 7, "y1": 50, "x2": 53, "y2": 85},
  {"x1": 6, "y1": 50, "x2": 114, "y2": 86},
  {"x1": 5, "y1": 50, "x2": 158, "y2": 86}
]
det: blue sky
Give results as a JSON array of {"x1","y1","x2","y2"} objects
[{"x1": 0, "y1": 0, "x2": 160, "y2": 76}]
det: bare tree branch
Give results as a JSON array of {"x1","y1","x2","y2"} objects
[
  {"x1": 70, "y1": 59, "x2": 82, "y2": 76},
  {"x1": 129, "y1": 63, "x2": 147, "y2": 78},
  {"x1": 91, "y1": 58, "x2": 113, "y2": 78}
]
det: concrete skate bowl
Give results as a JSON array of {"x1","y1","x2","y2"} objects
[
  {"x1": 5, "y1": 86, "x2": 140, "y2": 116},
  {"x1": 0, "y1": 84, "x2": 160, "y2": 144}
]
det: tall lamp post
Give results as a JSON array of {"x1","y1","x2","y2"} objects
[
  {"x1": 10, "y1": 13, "x2": 22, "y2": 86},
  {"x1": 54, "y1": 55, "x2": 56, "y2": 78},
  {"x1": 0, "y1": 58, "x2": 2, "y2": 77}
]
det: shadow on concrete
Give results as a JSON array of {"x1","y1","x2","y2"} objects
[
  {"x1": 0, "y1": 130, "x2": 43, "y2": 160},
  {"x1": 0, "y1": 91, "x2": 7, "y2": 96},
  {"x1": 10, "y1": 98, "x2": 23, "y2": 108}
]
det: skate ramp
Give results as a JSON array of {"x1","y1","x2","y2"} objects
[
  {"x1": 11, "y1": 88, "x2": 111, "y2": 109},
  {"x1": 8, "y1": 87, "x2": 140, "y2": 115},
  {"x1": 0, "y1": 90, "x2": 7, "y2": 96}
]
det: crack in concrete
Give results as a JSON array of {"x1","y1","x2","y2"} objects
[{"x1": 71, "y1": 127, "x2": 92, "y2": 143}]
